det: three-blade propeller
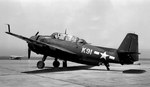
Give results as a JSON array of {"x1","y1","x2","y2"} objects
[{"x1": 28, "y1": 31, "x2": 39, "y2": 59}]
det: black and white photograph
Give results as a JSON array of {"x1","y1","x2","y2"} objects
[{"x1": 0, "y1": 0, "x2": 150, "y2": 87}]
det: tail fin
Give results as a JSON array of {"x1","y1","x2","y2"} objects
[{"x1": 118, "y1": 33, "x2": 139, "y2": 64}]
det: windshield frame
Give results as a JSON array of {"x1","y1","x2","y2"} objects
[{"x1": 51, "y1": 32, "x2": 87, "y2": 44}]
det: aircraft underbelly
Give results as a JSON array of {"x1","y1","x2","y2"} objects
[
  {"x1": 67, "y1": 54, "x2": 100, "y2": 66},
  {"x1": 67, "y1": 57, "x2": 99, "y2": 66}
]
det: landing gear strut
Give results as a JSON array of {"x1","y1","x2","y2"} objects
[
  {"x1": 53, "y1": 58, "x2": 60, "y2": 68},
  {"x1": 104, "y1": 62, "x2": 110, "y2": 71},
  {"x1": 100, "y1": 58, "x2": 110, "y2": 71},
  {"x1": 37, "y1": 55, "x2": 47, "y2": 69},
  {"x1": 63, "y1": 60, "x2": 67, "y2": 67}
]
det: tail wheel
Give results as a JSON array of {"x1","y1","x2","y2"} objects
[
  {"x1": 53, "y1": 60, "x2": 60, "y2": 68},
  {"x1": 37, "y1": 61, "x2": 45, "y2": 69}
]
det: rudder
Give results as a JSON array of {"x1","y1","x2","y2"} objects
[{"x1": 118, "y1": 33, "x2": 139, "y2": 63}]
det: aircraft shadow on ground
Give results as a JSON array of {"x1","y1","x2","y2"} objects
[
  {"x1": 22, "y1": 66, "x2": 146, "y2": 74},
  {"x1": 22, "y1": 65, "x2": 94, "y2": 74},
  {"x1": 22, "y1": 65, "x2": 119, "y2": 74},
  {"x1": 122, "y1": 69, "x2": 146, "y2": 74}
]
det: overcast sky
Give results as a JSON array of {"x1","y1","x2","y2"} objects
[{"x1": 0, "y1": 0, "x2": 150, "y2": 57}]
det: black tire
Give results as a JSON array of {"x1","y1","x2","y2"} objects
[
  {"x1": 53, "y1": 60, "x2": 60, "y2": 68},
  {"x1": 37, "y1": 61, "x2": 45, "y2": 69}
]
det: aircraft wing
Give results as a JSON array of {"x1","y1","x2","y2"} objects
[
  {"x1": 6, "y1": 32, "x2": 76, "y2": 54},
  {"x1": 6, "y1": 32, "x2": 36, "y2": 44}
]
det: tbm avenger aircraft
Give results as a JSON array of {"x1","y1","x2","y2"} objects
[{"x1": 5, "y1": 24, "x2": 139, "y2": 70}]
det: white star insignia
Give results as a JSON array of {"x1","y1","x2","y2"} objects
[
  {"x1": 100, "y1": 52, "x2": 109, "y2": 60},
  {"x1": 100, "y1": 52, "x2": 115, "y2": 60}
]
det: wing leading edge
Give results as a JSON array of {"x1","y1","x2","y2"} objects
[{"x1": 5, "y1": 28, "x2": 76, "y2": 55}]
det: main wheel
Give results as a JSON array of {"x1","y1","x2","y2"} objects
[
  {"x1": 37, "y1": 61, "x2": 45, "y2": 69},
  {"x1": 53, "y1": 60, "x2": 60, "y2": 68}
]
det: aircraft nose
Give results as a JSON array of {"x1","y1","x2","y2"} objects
[
  {"x1": 30, "y1": 36, "x2": 37, "y2": 40},
  {"x1": 28, "y1": 36, "x2": 39, "y2": 44},
  {"x1": 28, "y1": 36, "x2": 36, "y2": 48},
  {"x1": 27, "y1": 36, "x2": 37, "y2": 59}
]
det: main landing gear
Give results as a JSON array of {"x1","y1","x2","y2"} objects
[
  {"x1": 53, "y1": 58, "x2": 60, "y2": 68},
  {"x1": 37, "y1": 56, "x2": 67, "y2": 69},
  {"x1": 53, "y1": 59, "x2": 67, "y2": 68},
  {"x1": 99, "y1": 59, "x2": 110, "y2": 71},
  {"x1": 104, "y1": 61, "x2": 110, "y2": 71},
  {"x1": 37, "y1": 55, "x2": 47, "y2": 69},
  {"x1": 63, "y1": 60, "x2": 67, "y2": 67}
]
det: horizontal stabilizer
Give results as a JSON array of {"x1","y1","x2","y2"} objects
[{"x1": 118, "y1": 51, "x2": 140, "y2": 54}]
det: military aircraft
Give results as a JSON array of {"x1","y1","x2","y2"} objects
[
  {"x1": 5, "y1": 24, "x2": 139, "y2": 70},
  {"x1": 9, "y1": 55, "x2": 23, "y2": 60}
]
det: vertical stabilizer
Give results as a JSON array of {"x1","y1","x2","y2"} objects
[{"x1": 118, "y1": 33, "x2": 139, "y2": 62}]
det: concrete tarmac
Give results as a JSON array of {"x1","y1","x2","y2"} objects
[{"x1": 0, "y1": 59, "x2": 149, "y2": 87}]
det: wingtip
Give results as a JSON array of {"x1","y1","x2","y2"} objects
[{"x1": 5, "y1": 24, "x2": 10, "y2": 33}]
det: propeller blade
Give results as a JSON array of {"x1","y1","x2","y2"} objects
[
  {"x1": 35, "y1": 31, "x2": 39, "y2": 36},
  {"x1": 65, "y1": 29, "x2": 67, "y2": 34},
  {"x1": 28, "y1": 48, "x2": 31, "y2": 59},
  {"x1": 28, "y1": 31, "x2": 38, "y2": 59}
]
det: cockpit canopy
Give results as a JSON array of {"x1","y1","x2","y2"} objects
[{"x1": 51, "y1": 32, "x2": 87, "y2": 44}]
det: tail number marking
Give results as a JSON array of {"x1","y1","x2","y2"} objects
[{"x1": 81, "y1": 47, "x2": 93, "y2": 55}]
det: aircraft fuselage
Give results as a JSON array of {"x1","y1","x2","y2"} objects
[{"x1": 28, "y1": 35, "x2": 120, "y2": 66}]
